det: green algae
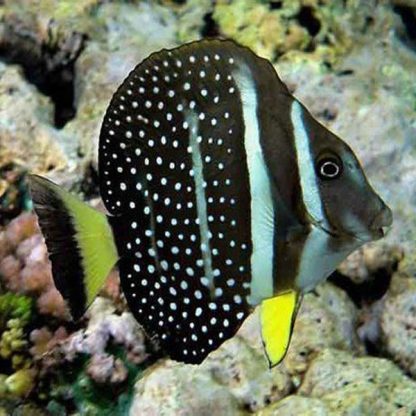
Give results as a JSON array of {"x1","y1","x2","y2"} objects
[
  {"x1": 212, "y1": 0, "x2": 356, "y2": 63},
  {"x1": 0, "y1": 293, "x2": 33, "y2": 361},
  {"x1": 0, "y1": 293, "x2": 36, "y2": 399},
  {"x1": 44, "y1": 345, "x2": 146, "y2": 416}
]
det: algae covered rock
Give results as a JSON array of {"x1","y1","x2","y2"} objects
[
  {"x1": 129, "y1": 281, "x2": 361, "y2": 414},
  {"x1": 212, "y1": 0, "x2": 371, "y2": 63},
  {"x1": 259, "y1": 395, "x2": 329, "y2": 415},
  {"x1": 299, "y1": 349, "x2": 416, "y2": 414},
  {"x1": 130, "y1": 312, "x2": 292, "y2": 415},
  {"x1": 380, "y1": 270, "x2": 416, "y2": 378},
  {"x1": 0, "y1": 63, "x2": 70, "y2": 175},
  {"x1": 276, "y1": 5, "x2": 416, "y2": 258},
  {"x1": 261, "y1": 348, "x2": 416, "y2": 415},
  {"x1": 64, "y1": 1, "x2": 179, "y2": 173},
  {"x1": 284, "y1": 282, "x2": 363, "y2": 377}
]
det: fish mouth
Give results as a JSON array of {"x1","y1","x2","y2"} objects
[
  {"x1": 308, "y1": 202, "x2": 393, "y2": 244},
  {"x1": 370, "y1": 224, "x2": 392, "y2": 240},
  {"x1": 312, "y1": 217, "x2": 392, "y2": 244},
  {"x1": 368, "y1": 205, "x2": 393, "y2": 240}
]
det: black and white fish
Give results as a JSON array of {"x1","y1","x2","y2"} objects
[{"x1": 29, "y1": 39, "x2": 392, "y2": 367}]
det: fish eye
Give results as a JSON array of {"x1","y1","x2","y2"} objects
[{"x1": 316, "y1": 156, "x2": 342, "y2": 180}]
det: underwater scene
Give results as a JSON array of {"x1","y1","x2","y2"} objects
[{"x1": 0, "y1": 0, "x2": 416, "y2": 415}]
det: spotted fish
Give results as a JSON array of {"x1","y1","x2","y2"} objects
[{"x1": 29, "y1": 39, "x2": 392, "y2": 367}]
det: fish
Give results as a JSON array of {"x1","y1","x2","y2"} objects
[{"x1": 29, "y1": 39, "x2": 392, "y2": 367}]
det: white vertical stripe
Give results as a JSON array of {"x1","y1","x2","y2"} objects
[
  {"x1": 186, "y1": 112, "x2": 215, "y2": 293},
  {"x1": 233, "y1": 65, "x2": 275, "y2": 305},
  {"x1": 296, "y1": 225, "x2": 357, "y2": 291},
  {"x1": 291, "y1": 101, "x2": 328, "y2": 227}
]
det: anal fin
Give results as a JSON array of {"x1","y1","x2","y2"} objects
[{"x1": 260, "y1": 290, "x2": 301, "y2": 368}]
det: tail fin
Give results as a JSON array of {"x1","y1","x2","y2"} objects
[{"x1": 28, "y1": 175, "x2": 118, "y2": 320}]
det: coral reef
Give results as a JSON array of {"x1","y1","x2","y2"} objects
[
  {"x1": 0, "y1": 0, "x2": 415, "y2": 414},
  {"x1": 0, "y1": 212, "x2": 150, "y2": 412}
]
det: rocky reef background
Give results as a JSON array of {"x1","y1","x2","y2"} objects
[{"x1": 0, "y1": 0, "x2": 415, "y2": 414}]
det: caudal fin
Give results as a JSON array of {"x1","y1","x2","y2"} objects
[{"x1": 28, "y1": 175, "x2": 118, "y2": 320}]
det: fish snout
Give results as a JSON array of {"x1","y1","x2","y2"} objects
[{"x1": 370, "y1": 204, "x2": 393, "y2": 239}]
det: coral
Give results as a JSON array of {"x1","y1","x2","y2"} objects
[
  {"x1": 29, "y1": 327, "x2": 69, "y2": 362},
  {"x1": 2, "y1": 369, "x2": 36, "y2": 398},
  {"x1": 0, "y1": 293, "x2": 32, "y2": 363},
  {"x1": 260, "y1": 395, "x2": 329, "y2": 415},
  {"x1": 0, "y1": 293, "x2": 36, "y2": 399},
  {"x1": 59, "y1": 298, "x2": 147, "y2": 365},
  {"x1": 0, "y1": 0, "x2": 414, "y2": 414},
  {"x1": 86, "y1": 353, "x2": 128, "y2": 385},
  {"x1": 0, "y1": 212, "x2": 69, "y2": 320},
  {"x1": 29, "y1": 299, "x2": 148, "y2": 415}
]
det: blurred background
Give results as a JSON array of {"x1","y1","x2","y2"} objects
[{"x1": 0, "y1": 0, "x2": 415, "y2": 414}]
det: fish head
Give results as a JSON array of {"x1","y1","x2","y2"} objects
[{"x1": 300, "y1": 103, "x2": 393, "y2": 244}]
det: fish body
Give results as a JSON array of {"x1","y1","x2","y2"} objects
[{"x1": 29, "y1": 39, "x2": 392, "y2": 367}]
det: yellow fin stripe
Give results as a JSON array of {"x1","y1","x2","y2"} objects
[
  {"x1": 60, "y1": 190, "x2": 118, "y2": 307},
  {"x1": 260, "y1": 290, "x2": 299, "y2": 368}
]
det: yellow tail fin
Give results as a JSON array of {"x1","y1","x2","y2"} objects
[
  {"x1": 260, "y1": 290, "x2": 301, "y2": 368},
  {"x1": 28, "y1": 175, "x2": 118, "y2": 320}
]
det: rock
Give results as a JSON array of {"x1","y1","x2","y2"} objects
[
  {"x1": 130, "y1": 313, "x2": 292, "y2": 415},
  {"x1": 130, "y1": 360, "x2": 243, "y2": 416},
  {"x1": 0, "y1": 63, "x2": 70, "y2": 175},
  {"x1": 275, "y1": 3, "x2": 416, "y2": 260},
  {"x1": 259, "y1": 395, "x2": 329, "y2": 415},
  {"x1": 0, "y1": 1, "x2": 179, "y2": 186},
  {"x1": 174, "y1": 0, "x2": 213, "y2": 43},
  {"x1": 338, "y1": 243, "x2": 403, "y2": 285},
  {"x1": 296, "y1": 349, "x2": 416, "y2": 414},
  {"x1": 380, "y1": 270, "x2": 416, "y2": 377},
  {"x1": 130, "y1": 282, "x2": 361, "y2": 414},
  {"x1": 65, "y1": 1, "x2": 179, "y2": 173},
  {"x1": 284, "y1": 282, "x2": 363, "y2": 378}
]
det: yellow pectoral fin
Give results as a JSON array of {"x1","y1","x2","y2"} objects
[{"x1": 260, "y1": 290, "x2": 300, "y2": 368}]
